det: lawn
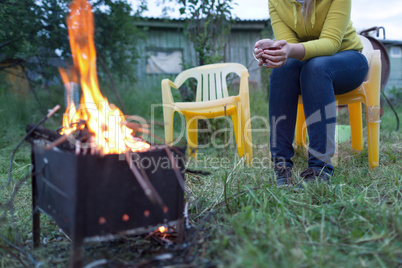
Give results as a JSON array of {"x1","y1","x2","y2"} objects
[{"x1": 0, "y1": 84, "x2": 401, "y2": 267}]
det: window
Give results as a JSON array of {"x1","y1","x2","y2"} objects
[
  {"x1": 390, "y1": 46, "x2": 402, "y2": 58},
  {"x1": 146, "y1": 49, "x2": 183, "y2": 74}
]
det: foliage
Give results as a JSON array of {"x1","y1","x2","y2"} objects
[
  {"x1": 0, "y1": 0, "x2": 44, "y2": 61},
  {"x1": 385, "y1": 86, "x2": 402, "y2": 107},
  {"x1": 0, "y1": 0, "x2": 146, "y2": 86},
  {"x1": 94, "y1": 0, "x2": 147, "y2": 82},
  {"x1": 177, "y1": 0, "x2": 235, "y2": 67}
]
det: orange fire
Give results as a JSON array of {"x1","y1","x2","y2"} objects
[{"x1": 60, "y1": 0, "x2": 149, "y2": 154}]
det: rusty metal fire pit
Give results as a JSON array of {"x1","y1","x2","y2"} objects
[{"x1": 30, "y1": 138, "x2": 186, "y2": 267}]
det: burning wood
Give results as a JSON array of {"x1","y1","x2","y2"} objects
[
  {"x1": 144, "y1": 225, "x2": 180, "y2": 246},
  {"x1": 125, "y1": 150, "x2": 165, "y2": 207}
]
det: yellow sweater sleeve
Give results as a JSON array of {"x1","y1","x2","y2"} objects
[
  {"x1": 302, "y1": 0, "x2": 351, "y2": 60},
  {"x1": 269, "y1": 0, "x2": 299, "y2": 44}
]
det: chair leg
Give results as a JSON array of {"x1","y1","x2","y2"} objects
[
  {"x1": 240, "y1": 106, "x2": 253, "y2": 166},
  {"x1": 241, "y1": 113, "x2": 253, "y2": 166},
  {"x1": 348, "y1": 103, "x2": 363, "y2": 151},
  {"x1": 364, "y1": 49, "x2": 381, "y2": 169},
  {"x1": 163, "y1": 106, "x2": 175, "y2": 145},
  {"x1": 366, "y1": 106, "x2": 381, "y2": 169},
  {"x1": 295, "y1": 103, "x2": 307, "y2": 147},
  {"x1": 231, "y1": 113, "x2": 245, "y2": 159},
  {"x1": 186, "y1": 116, "x2": 198, "y2": 159}
]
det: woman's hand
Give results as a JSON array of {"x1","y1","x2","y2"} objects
[
  {"x1": 253, "y1": 39, "x2": 277, "y2": 65},
  {"x1": 254, "y1": 39, "x2": 305, "y2": 68},
  {"x1": 259, "y1": 40, "x2": 289, "y2": 69}
]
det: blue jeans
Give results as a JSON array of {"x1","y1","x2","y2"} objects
[{"x1": 269, "y1": 50, "x2": 369, "y2": 174}]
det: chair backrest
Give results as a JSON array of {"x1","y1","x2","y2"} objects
[
  {"x1": 359, "y1": 35, "x2": 374, "y2": 64},
  {"x1": 173, "y1": 63, "x2": 247, "y2": 102}
]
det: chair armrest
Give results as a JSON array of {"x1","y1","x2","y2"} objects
[
  {"x1": 238, "y1": 68, "x2": 250, "y2": 96},
  {"x1": 162, "y1": 79, "x2": 178, "y2": 89},
  {"x1": 161, "y1": 78, "x2": 178, "y2": 105}
]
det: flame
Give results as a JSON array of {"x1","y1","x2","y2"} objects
[
  {"x1": 60, "y1": 0, "x2": 149, "y2": 154},
  {"x1": 59, "y1": 66, "x2": 79, "y2": 136},
  {"x1": 158, "y1": 226, "x2": 167, "y2": 233}
]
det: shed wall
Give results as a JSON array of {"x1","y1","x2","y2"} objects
[
  {"x1": 385, "y1": 46, "x2": 402, "y2": 91},
  {"x1": 134, "y1": 20, "x2": 272, "y2": 93}
]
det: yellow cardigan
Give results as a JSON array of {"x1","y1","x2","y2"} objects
[{"x1": 269, "y1": 0, "x2": 363, "y2": 60}]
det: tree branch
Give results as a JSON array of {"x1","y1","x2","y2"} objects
[
  {"x1": 0, "y1": 35, "x2": 25, "y2": 50},
  {"x1": 97, "y1": 53, "x2": 127, "y2": 114}
]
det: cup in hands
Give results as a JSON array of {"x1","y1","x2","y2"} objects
[{"x1": 252, "y1": 39, "x2": 280, "y2": 67}]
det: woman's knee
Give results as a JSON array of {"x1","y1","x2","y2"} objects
[
  {"x1": 302, "y1": 57, "x2": 331, "y2": 77},
  {"x1": 271, "y1": 58, "x2": 303, "y2": 81},
  {"x1": 281, "y1": 58, "x2": 304, "y2": 72}
]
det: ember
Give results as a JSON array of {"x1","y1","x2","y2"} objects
[{"x1": 159, "y1": 226, "x2": 167, "y2": 233}]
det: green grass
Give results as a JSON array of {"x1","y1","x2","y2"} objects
[{"x1": 0, "y1": 83, "x2": 401, "y2": 267}]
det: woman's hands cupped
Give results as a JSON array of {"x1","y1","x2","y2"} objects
[{"x1": 258, "y1": 40, "x2": 289, "y2": 69}]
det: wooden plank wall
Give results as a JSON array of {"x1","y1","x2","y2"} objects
[
  {"x1": 134, "y1": 19, "x2": 272, "y2": 94},
  {"x1": 385, "y1": 47, "x2": 402, "y2": 91}
]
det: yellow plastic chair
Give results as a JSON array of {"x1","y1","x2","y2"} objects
[
  {"x1": 161, "y1": 63, "x2": 253, "y2": 165},
  {"x1": 295, "y1": 36, "x2": 382, "y2": 169}
]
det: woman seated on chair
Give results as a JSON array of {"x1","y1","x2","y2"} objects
[{"x1": 254, "y1": 0, "x2": 369, "y2": 186}]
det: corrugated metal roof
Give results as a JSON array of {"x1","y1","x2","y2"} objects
[
  {"x1": 380, "y1": 39, "x2": 402, "y2": 46},
  {"x1": 140, "y1": 16, "x2": 269, "y2": 22},
  {"x1": 134, "y1": 17, "x2": 270, "y2": 30}
]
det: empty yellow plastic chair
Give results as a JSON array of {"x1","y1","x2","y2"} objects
[
  {"x1": 161, "y1": 63, "x2": 253, "y2": 165},
  {"x1": 295, "y1": 36, "x2": 382, "y2": 169}
]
